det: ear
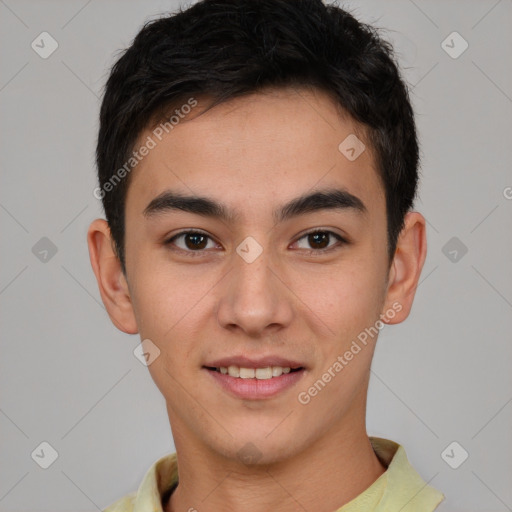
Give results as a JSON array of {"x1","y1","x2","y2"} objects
[
  {"x1": 87, "y1": 218, "x2": 138, "y2": 334},
  {"x1": 381, "y1": 211, "x2": 427, "y2": 325}
]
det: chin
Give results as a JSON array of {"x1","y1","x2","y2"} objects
[{"x1": 211, "y1": 424, "x2": 306, "y2": 467}]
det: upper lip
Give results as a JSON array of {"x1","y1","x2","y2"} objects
[{"x1": 204, "y1": 356, "x2": 304, "y2": 369}]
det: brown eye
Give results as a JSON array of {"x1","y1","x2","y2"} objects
[
  {"x1": 294, "y1": 230, "x2": 347, "y2": 253},
  {"x1": 165, "y1": 230, "x2": 217, "y2": 254},
  {"x1": 308, "y1": 232, "x2": 330, "y2": 249},
  {"x1": 183, "y1": 232, "x2": 208, "y2": 250}
]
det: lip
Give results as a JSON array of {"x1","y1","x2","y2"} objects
[
  {"x1": 205, "y1": 366, "x2": 306, "y2": 400},
  {"x1": 204, "y1": 355, "x2": 304, "y2": 369}
]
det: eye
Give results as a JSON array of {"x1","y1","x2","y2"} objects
[
  {"x1": 164, "y1": 230, "x2": 219, "y2": 256},
  {"x1": 293, "y1": 229, "x2": 347, "y2": 254},
  {"x1": 164, "y1": 228, "x2": 348, "y2": 257}
]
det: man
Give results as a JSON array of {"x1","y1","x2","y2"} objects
[{"x1": 87, "y1": 0, "x2": 445, "y2": 510}]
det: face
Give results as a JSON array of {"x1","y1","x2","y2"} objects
[{"x1": 89, "y1": 86, "x2": 425, "y2": 465}]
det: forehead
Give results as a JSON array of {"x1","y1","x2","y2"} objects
[{"x1": 126, "y1": 87, "x2": 384, "y2": 222}]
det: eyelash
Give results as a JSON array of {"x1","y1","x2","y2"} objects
[{"x1": 164, "y1": 229, "x2": 348, "y2": 258}]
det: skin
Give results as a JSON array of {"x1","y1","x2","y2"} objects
[{"x1": 88, "y1": 86, "x2": 427, "y2": 512}]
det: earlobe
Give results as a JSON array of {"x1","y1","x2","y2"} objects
[
  {"x1": 87, "y1": 219, "x2": 139, "y2": 334},
  {"x1": 381, "y1": 211, "x2": 427, "y2": 325}
]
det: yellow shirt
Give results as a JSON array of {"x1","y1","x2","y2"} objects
[{"x1": 103, "y1": 437, "x2": 444, "y2": 511}]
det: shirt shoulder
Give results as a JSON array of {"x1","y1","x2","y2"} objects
[
  {"x1": 102, "y1": 453, "x2": 178, "y2": 512},
  {"x1": 337, "y1": 437, "x2": 445, "y2": 512},
  {"x1": 373, "y1": 437, "x2": 444, "y2": 512}
]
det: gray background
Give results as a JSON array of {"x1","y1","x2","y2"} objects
[{"x1": 1, "y1": 0, "x2": 511, "y2": 510}]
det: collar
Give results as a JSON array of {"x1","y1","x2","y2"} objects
[{"x1": 125, "y1": 437, "x2": 444, "y2": 512}]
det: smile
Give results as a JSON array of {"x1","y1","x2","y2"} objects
[
  {"x1": 203, "y1": 360, "x2": 306, "y2": 399},
  {"x1": 209, "y1": 365, "x2": 302, "y2": 379}
]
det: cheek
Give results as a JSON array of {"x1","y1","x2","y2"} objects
[
  {"x1": 129, "y1": 264, "x2": 217, "y2": 363},
  {"x1": 302, "y1": 258, "x2": 385, "y2": 342},
  {"x1": 130, "y1": 262, "x2": 197, "y2": 331},
  {"x1": 129, "y1": 270, "x2": 200, "y2": 398}
]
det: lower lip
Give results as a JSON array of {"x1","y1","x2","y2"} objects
[{"x1": 205, "y1": 368, "x2": 306, "y2": 400}]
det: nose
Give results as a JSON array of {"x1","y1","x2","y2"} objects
[{"x1": 216, "y1": 242, "x2": 294, "y2": 337}]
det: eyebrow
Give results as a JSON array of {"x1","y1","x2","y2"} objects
[{"x1": 143, "y1": 187, "x2": 368, "y2": 224}]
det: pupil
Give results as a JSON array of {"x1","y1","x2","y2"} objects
[
  {"x1": 186, "y1": 233, "x2": 207, "y2": 250},
  {"x1": 309, "y1": 232, "x2": 328, "y2": 249}
]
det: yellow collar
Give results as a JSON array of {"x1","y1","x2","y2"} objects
[{"x1": 104, "y1": 437, "x2": 444, "y2": 512}]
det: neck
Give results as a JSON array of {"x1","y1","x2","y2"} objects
[{"x1": 166, "y1": 419, "x2": 386, "y2": 512}]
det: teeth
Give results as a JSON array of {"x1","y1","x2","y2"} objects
[
  {"x1": 272, "y1": 366, "x2": 283, "y2": 377},
  {"x1": 227, "y1": 365, "x2": 240, "y2": 377},
  {"x1": 255, "y1": 367, "x2": 272, "y2": 380},
  {"x1": 218, "y1": 365, "x2": 294, "y2": 379},
  {"x1": 239, "y1": 367, "x2": 255, "y2": 379}
]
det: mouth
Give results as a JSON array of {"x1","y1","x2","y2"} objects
[
  {"x1": 204, "y1": 365, "x2": 304, "y2": 379},
  {"x1": 203, "y1": 357, "x2": 306, "y2": 399}
]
